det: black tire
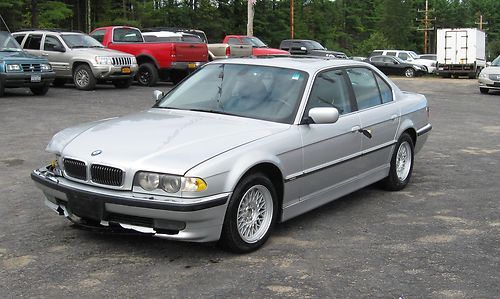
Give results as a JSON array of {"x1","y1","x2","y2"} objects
[
  {"x1": 382, "y1": 133, "x2": 414, "y2": 191},
  {"x1": 73, "y1": 64, "x2": 96, "y2": 90},
  {"x1": 218, "y1": 173, "x2": 278, "y2": 253},
  {"x1": 170, "y1": 70, "x2": 186, "y2": 85},
  {"x1": 113, "y1": 78, "x2": 132, "y2": 89},
  {"x1": 404, "y1": 68, "x2": 415, "y2": 78},
  {"x1": 0, "y1": 80, "x2": 4, "y2": 97},
  {"x1": 480, "y1": 87, "x2": 489, "y2": 94},
  {"x1": 136, "y1": 63, "x2": 158, "y2": 86},
  {"x1": 30, "y1": 83, "x2": 50, "y2": 96},
  {"x1": 52, "y1": 78, "x2": 67, "y2": 87}
]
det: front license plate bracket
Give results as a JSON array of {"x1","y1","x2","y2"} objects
[{"x1": 67, "y1": 192, "x2": 104, "y2": 221}]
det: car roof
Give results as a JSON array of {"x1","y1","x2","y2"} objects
[
  {"x1": 210, "y1": 57, "x2": 369, "y2": 73},
  {"x1": 14, "y1": 29, "x2": 84, "y2": 35}
]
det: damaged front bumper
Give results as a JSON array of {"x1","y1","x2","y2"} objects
[{"x1": 31, "y1": 166, "x2": 230, "y2": 242}]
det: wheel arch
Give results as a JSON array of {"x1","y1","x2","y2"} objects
[
  {"x1": 71, "y1": 60, "x2": 92, "y2": 74},
  {"x1": 136, "y1": 54, "x2": 159, "y2": 69}
]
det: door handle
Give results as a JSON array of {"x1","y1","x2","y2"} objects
[
  {"x1": 41, "y1": 53, "x2": 49, "y2": 56},
  {"x1": 359, "y1": 128, "x2": 372, "y2": 139},
  {"x1": 351, "y1": 125, "x2": 360, "y2": 133}
]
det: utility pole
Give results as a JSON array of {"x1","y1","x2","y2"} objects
[
  {"x1": 475, "y1": 14, "x2": 488, "y2": 30},
  {"x1": 290, "y1": 0, "x2": 294, "y2": 39},
  {"x1": 417, "y1": 0, "x2": 435, "y2": 54},
  {"x1": 247, "y1": 0, "x2": 255, "y2": 36}
]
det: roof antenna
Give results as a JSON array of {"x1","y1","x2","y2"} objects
[{"x1": 0, "y1": 14, "x2": 11, "y2": 33}]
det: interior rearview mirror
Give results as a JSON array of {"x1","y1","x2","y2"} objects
[
  {"x1": 152, "y1": 90, "x2": 164, "y2": 102},
  {"x1": 308, "y1": 107, "x2": 339, "y2": 124}
]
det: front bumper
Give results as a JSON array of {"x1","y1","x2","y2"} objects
[
  {"x1": 478, "y1": 77, "x2": 500, "y2": 90},
  {"x1": 169, "y1": 61, "x2": 207, "y2": 71},
  {"x1": 31, "y1": 166, "x2": 229, "y2": 242},
  {"x1": 0, "y1": 71, "x2": 55, "y2": 88},
  {"x1": 92, "y1": 64, "x2": 138, "y2": 80}
]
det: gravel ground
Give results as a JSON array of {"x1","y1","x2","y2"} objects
[{"x1": 0, "y1": 77, "x2": 498, "y2": 298}]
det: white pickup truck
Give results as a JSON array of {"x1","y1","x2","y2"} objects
[{"x1": 142, "y1": 28, "x2": 252, "y2": 61}]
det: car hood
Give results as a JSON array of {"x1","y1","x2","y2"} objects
[
  {"x1": 70, "y1": 47, "x2": 134, "y2": 57},
  {"x1": 481, "y1": 66, "x2": 500, "y2": 74},
  {"x1": 0, "y1": 50, "x2": 49, "y2": 63},
  {"x1": 253, "y1": 47, "x2": 289, "y2": 56},
  {"x1": 49, "y1": 109, "x2": 288, "y2": 175}
]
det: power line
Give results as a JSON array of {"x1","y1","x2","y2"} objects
[{"x1": 416, "y1": 0, "x2": 435, "y2": 54}]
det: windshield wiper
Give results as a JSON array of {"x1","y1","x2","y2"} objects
[
  {"x1": 70, "y1": 45, "x2": 88, "y2": 48},
  {"x1": 187, "y1": 108, "x2": 238, "y2": 116},
  {"x1": 89, "y1": 45, "x2": 104, "y2": 48}
]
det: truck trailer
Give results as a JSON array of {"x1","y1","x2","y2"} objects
[{"x1": 436, "y1": 28, "x2": 486, "y2": 78}]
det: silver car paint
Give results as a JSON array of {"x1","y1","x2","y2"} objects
[{"x1": 33, "y1": 57, "x2": 431, "y2": 241}]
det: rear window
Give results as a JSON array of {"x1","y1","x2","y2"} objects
[
  {"x1": 113, "y1": 28, "x2": 143, "y2": 43},
  {"x1": 386, "y1": 51, "x2": 397, "y2": 57},
  {"x1": 90, "y1": 29, "x2": 105, "y2": 43},
  {"x1": 370, "y1": 50, "x2": 383, "y2": 57}
]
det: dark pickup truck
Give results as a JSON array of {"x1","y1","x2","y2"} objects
[
  {"x1": 279, "y1": 39, "x2": 347, "y2": 59},
  {"x1": 90, "y1": 26, "x2": 208, "y2": 85},
  {"x1": 0, "y1": 31, "x2": 55, "y2": 96}
]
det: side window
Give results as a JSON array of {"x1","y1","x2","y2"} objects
[
  {"x1": 398, "y1": 52, "x2": 409, "y2": 60},
  {"x1": 280, "y1": 41, "x2": 290, "y2": 50},
  {"x1": 346, "y1": 68, "x2": 383, "y2": 110},
  {"x1": 24, "y1": 34, "x2": 43, "y2": 50},
  {"x1": 383, "y1": 57, "x2": 395, "y2": 63},
  {"x1": 90, "y1": 29, "x2": 105, "y2": 43},
  {"x1": 43, "y1": 35, "x2": 63, "y2": 51},
  {"x1": 304, "y1": 69, "x2": 352, "y2": 117},
  {"x1": 14, "y1": 34, "x2": 25, "y2": 45},
  {"x1": 227, "y1": 37, "x2": 239, "y2": 45},
  {"x1": 375, "y1": 74, "x2": 393, "y2": 104},
  {"x1": 386, "y1": 51, "x2": 396, "y2": 57}
]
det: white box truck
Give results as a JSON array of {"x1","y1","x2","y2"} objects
[{"x1": 436, "y1": 28, "x2": 486, "y2": 78}]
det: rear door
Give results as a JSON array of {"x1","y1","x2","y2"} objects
[
  {"x1": 22, "y1": 33, "x2": 43, "y2": 56},
  {"x1": 445, "y1": 30, "x2": 468, "y2": 64},
  {"x1": 346, "y1": 67, "x2": 400, "y2": 175}
]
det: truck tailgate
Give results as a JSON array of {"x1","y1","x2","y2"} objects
[
  {"x1": 175, "y1": 43, "x2": 208, "y2": 62},
  {"x1": 229, "y1": 44, "x2": 252, "y2": 57}
]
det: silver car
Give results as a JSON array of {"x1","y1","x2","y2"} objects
[
  {"x1": 13, "y1": 30, "x2": 138, "y2": 90},
  {"x1": 479, "y1": 55, "x2": 500, "y2": 94},
  {"x1": 31, "y1": 57, "x2": 432, "y2": 252}
]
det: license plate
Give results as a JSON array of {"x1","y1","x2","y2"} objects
[
  {"x1": 31, "y1": 74, "x2": 41, "y2": 82},
  {"x1": 121, "y1": 67, "x2": 131, "y2": 74},
  {"x1": 67, "y1": 192, "x2": 103, "y2": 221},
  {"x1": 188, "y1": 63, "x2": 197, "y2": 69}
]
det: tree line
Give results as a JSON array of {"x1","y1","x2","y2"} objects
[{"x1": 1, "y1": 0, "x2": 500, "y2": 58}]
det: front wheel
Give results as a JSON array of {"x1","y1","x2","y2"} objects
[
  {"x1": 382, "y1": 133, "x2": 414, "y2": 191},
  {"x1": 404, "y1": 68, "x2": 415, "y2": 78},
  {"x1": 136, "y1": 63, "x2": 158, "y2": 86},
  {"x1": 219, "y1": 173, "x2": 278, "y2": 253},
  {"x1": 73, "y1": 64, "x2": 96, "y2": 90},
  {"x1": 30, "y1": 83, "x2": 50, "y2": 95}
]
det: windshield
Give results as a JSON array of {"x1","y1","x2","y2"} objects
[
  {"x1": 241, "y1": 37, "x2": 267, "y2": 48},
  {"x1": 491, "y1": 56, "x2": 500, "y2": 66},
  {"x1": 0, "y1": 31, "x2": 23, "y2": 51},
  {"x1": 409, "y1": 51, "x2": 419, "y2": 59},
  {"x1": 61, "y1": 34, "x2": 103, "y2": 48},
  {"x1": 393, "y1": 56, "x2": 405, "y2": 63},
  {"x1": 304, "y1": 40, "x2": 325, "y2": 50},
  {"x1": 156, "y1": 63, "x2": 309, "y2": 124}
]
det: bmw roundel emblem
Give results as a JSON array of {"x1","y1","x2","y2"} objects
[{"x1": 91, "y1": 150, "x2": 102, "y2": 156}]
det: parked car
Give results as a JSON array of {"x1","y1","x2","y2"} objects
[
  {"x1": 367, "y1": 55, "x2": 427, "y2": 77},
  {"x1": 478, "y1": 55, "x2": 500, "y2": 94},
  {"x1": 279, "y1": 39, "x2": 347, "y2": 59},
  {"x1": 90, "y1": 26, "x2": 208, "y2": 85},
  {"x1": 31, "y1": 57, "x2": 431, "y2": 253},
  {"x1": 13, "y1": 29, "x2": 138, "y2": 90},
  {"x1": 142, "y1": 28, "x2": 252, "y2": 61},
  {"x1": 370, "y1": 49, "x2": 435, "y2": 73},
  {"x1": 223, "y1": 35, "x2": 289, "y2": 56},
  {"x1": 419, "y1": 54, "x2": 437, "y2": 61},
  {"x1": 0, "y1": 31, "x2": 55, "y2": 96}
]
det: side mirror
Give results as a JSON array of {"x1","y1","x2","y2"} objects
[
  {"x1": 308, "y1": 107, "x2": 339, "y2": 124},
  {"x1": 152, "y1": 90, "x2": 164, "y2": 102},
  {"x1": 54, "y1": 45, "x2": 65, "y2": 52},
  {"x1": 487, "y1": 61, "x2": 492, "y2": 67}
]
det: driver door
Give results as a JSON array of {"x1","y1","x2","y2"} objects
[{"x1": 41, "y1": 35, "x2": 70, "y2": 77}]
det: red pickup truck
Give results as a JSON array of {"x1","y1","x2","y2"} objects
[
  {"x1": 223, "y1": 35, "x2": 289, "y2": 56},
  {"x1": 90, "y1": 26, "x2": 208, "y2": 85}
]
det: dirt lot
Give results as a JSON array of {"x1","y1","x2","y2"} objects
[{"x1": 0, "y1": 78, "x2": 499, "y2": 298}]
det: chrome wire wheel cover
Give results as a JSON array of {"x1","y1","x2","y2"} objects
[
  {"x1": 396, "y1": 141, "x2": 412, "y2": 181},
  {"x1": 75, "y1": 69, "x2": 90, "y2": 87},
  {"x1": 237, "y1": 185, "x2": 273, "y2": 244},
  {"x1": 405, "y1": 68, "x2": 414, "y2": 77}
]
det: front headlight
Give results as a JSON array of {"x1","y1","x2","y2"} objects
[
  {"x1": 135, "y1": 171, "x2": 207, "y2": 193},
  {"x1": 130, "y1": 56, "x2": 137, "y2": 64},
  {"x1": 40, "y1": 63, "x2": 52, "y2": 71},
  {"x1": 479, "y1": 72, "x2": 488, "y2": 78},
  {"x1": 6, "y1": 64, "x2": 22, "y2": 72},
  {"x1": 95, "y1": 56, "x2": 113, "y2": 65}
]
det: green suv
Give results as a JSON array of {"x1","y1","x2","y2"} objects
[{"x1": 0, "y1": 31, "x2": 55, "y2": 96}]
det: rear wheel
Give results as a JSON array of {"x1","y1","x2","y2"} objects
[
  {"x1": 480, "y1": 87, "x2": 489, "y2": 94},
  {"x1": 113, "y1": 78, "x2": 132, "y2": 89},
  {"x1": 30, "y1": 83, "x2": 50, "y2": 95},
  {"x1": 136, "y1": 63, "x2": 158, "y2": 86},
  {"x1": 73, "y1": 64, "x2": 96, "y2": 90},
  {"x1": 404, "y1": 68, "x2": 415, "y2": 78},
  {"x1": 382, "y1": 133, "x2": 414, "y2": 191},
  {"x1": 52, "y1": 78, "x2": 67, "y2": 87},
  {"x1": 219, "y1": 173, "x2": 278, "y2": 253}
]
